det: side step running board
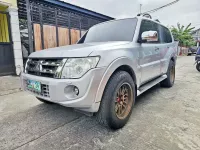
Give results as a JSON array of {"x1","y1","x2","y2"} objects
[{"x1": 137, "y1": 75, "x2": 167, "y2": 96}]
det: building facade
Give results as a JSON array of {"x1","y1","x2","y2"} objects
[
  {"x1": 0, "y1": 0, "x2": 23, "y2": 75},
  {"x1": 0, "y1": 0, "x2": 113, "y2": 76},
  {"x1": 191, "y1": 28, "x2": 200, "y2": 47}
]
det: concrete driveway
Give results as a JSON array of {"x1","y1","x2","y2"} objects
[{"x1": 0, "y1": 56, "x2": 200, "y2": 150}]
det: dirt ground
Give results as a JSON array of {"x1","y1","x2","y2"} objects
[{"x1": 0, "y1": 56, "x2": 200, "y2": 150}]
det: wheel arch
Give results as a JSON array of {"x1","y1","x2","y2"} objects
[
  {"x1": 171, "y1": 56, "x2": 175, "y2": 62},
  {"x1": 95, "y1": 57, "x2": 138, "y2": 103},
  {"x1": 114, "y1": 65, "x2": 137, "y2": 84},
  {"x1": 170, "y1": 51, "x2": 177, "y2": 64},
  {"x1": 169, "y1": 55, "x2": 177, "y2": 68}
]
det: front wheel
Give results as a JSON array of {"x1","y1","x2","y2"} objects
[
  {"x1": 160, "y1": 60, "x2": 175, "y2": 88},
  {"x1": 196, "y1": 63, "x2": 200, "y2": 72},
  {"x1": 96, "y1": 71, "x2": 135, "y2": 130}
]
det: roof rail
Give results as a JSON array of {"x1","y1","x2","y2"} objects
[
  {"x1": 155, "y1": 19, "x2": 160, "y2": 23},
  {"x1": 137, "y1": 13, "x2": 152, "y2": 19}
]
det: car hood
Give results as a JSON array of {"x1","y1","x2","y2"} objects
[{"x1": 29, "y1": 41, "x2": 130, "y2": 58}]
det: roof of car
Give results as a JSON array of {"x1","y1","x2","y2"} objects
[
  {"x1": 92, "y1": 16, "x2": 168, "y2": 29},
  {"x1": 136, "y1": 16, "x2": 167, "y2": 27}
]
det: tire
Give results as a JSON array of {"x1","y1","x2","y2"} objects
[
  {"x1": 96, "y1": 71, "x2": 136, "y2": 130},
  {"x1": 160, "y1": 60, "x2": 175, "y2": 88},
  {"x1": 37, "y1": 97, "x2": 54, "y2": 104},
  {"x1": 196, "y1": 63, "x2": 200, "y2": 72}
]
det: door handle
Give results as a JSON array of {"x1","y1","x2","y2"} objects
[{"x1": 155, "y1": 47, "x2": 159, "y2": 51}]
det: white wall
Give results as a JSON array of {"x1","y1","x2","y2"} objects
[{"x1": 8, "y1": 7, "x2": 23, "y2": 75}]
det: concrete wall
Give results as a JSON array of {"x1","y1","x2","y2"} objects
[
  {"x1": 9, "y1": 7, "x2": 23, "y2": 75},
  {"x1": 0, "y1": 0, "x2": 23, "y2": 75}
]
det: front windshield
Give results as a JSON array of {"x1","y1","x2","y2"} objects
[{"x1": 79, "y1": 18, "x2": 138, "y2": 43}]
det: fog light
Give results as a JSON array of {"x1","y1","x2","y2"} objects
[
  {"x1": 64, "y1": 85, "x2": 79, "y2": 99},
  {"x1": 74, "y1": 86, "x2": 79, "y2": 96}
]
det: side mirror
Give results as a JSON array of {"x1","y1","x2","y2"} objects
[{"x1": 141, "y1": 31, "x2": 158, "y2": 43}]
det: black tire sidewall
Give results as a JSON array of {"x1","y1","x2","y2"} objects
[
  {"x1": 167, "y1": 60, "x2": 175, "y2": 86},
  {"x1": 196, "y1": 63, "x2": 200, "y2": 72},
  {"x1": 105, "y1": 71, "x2": 135, "y2": 129},
  {"x1": 161, "y1": 60, "x2": 175, "y2": 88}
]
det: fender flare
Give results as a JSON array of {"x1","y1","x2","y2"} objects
[
  {"x1": 169, "y1": 52, "x2": 177, "y2": 65},
  {"x1": 94, "y1": 57, "x2": 138, "y2": 103}
]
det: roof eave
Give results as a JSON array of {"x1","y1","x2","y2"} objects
[{"x1": 44, "y1": 0, "x2": 114, "y2": 20}]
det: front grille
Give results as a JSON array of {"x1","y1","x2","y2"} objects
[
  {"x1": 25, "y1": 81, "x2": 50, "y2": 98},
  {"x1": 26, "y1": 59, "x2": 62, "y2": 78}
]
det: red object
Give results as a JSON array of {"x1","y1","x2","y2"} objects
[
  {"x1": 179, "y1": 49, "x2": 182, "y2": 55},
  {"x1": 117, "y1": 97, "x2": 120, "y2": 102}
]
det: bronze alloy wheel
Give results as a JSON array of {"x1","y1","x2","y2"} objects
[
  {"x1": 170, "y1": 66, "x2": 175, "y2": 83},
  {"x1": 115, "y1": 83, "x2": 134, "y2": 120}
]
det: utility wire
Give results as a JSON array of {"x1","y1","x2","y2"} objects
[{"x1": 141, "y1": 0, "x2": 180, "y2": 14}]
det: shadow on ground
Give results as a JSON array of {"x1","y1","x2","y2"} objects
[{"x1": 0, "y1": 84, "x2": 163, "y2": 150}]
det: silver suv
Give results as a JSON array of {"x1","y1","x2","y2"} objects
[{"x1": 21, "y1": 17, "x2": 177, "y2": 129}]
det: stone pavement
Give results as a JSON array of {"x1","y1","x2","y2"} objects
[
  {"x1": 0, "y1": 56, "x2": 200, "y2": 150},
  {"x1": 0, "y1": 76, "x2": 21, "y2": 96}
]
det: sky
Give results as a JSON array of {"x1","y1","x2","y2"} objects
[{"x1": 64, "y1": 0, "x2": 200, "y2": 29}]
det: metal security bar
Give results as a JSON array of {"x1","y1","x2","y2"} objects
[{"x1": 17, "y1": 0, "x2": 113, "y2": 55}]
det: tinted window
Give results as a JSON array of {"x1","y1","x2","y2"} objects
[
  {"x1": 160, "y1": 25, "x2": 172, "y2": 43},
  {"x1": 79, "y1": 18, "x2": 138, "y2": 43},
  {"x1": 138, "y1": 20, "x2": 161, "y2": 43}
]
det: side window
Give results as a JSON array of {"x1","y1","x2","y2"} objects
[
  {"x1": 138, "y1": 20, "x2": 152, "y2": 42},
  {"x1": 151, "y1": 22, "x2": 161, "y2": 43},
  {"x1": 160, "y1": 26, "x2": 172, "y2": 43},
  {"x1": 138, "y1": 20, "x2": 160, "y2": 43},
  {"x1": 166, "y1": 28, "x2": 172, "y2": 43}
]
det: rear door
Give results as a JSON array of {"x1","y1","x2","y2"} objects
[
  {"x1": 138, "y1": 20, "x2": 161, "y2": 84},
  {"x1": 159, "y1": 25, "x2": 174, "y2": 74}
]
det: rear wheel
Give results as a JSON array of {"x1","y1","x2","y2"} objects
[
  {"x1": 196, "y1": 63, "x2": 200, "y2": 72},
  {"x1": 160, "y1": 60, "x2": 175, "y2": 87},
  {"x1": 37, "y1": 97, "x2": 54, "y2": 104},
  {"x1": 96, "y1": 71, "x2": 135, "y2": 129}
]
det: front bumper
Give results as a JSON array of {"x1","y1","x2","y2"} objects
[{"x1": 21, "y1": 67, "x2": 106, "y2": 112}]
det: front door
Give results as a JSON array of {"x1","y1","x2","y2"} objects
[
  {"x1": 139, "y1": 44, "x2": 161, "y2": 83},
  {"x1": 0, "y1": 11, "x2": 15, "y2": 75},
  {"x1": 138, "y1": 20, "x2": 161, "y2": 84}
]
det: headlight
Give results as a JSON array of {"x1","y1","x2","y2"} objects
[{"x1": 61, "y1": 57, "x2": 100, "y2": 79}]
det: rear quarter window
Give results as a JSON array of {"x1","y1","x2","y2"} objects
[{"x1": 159, "y1": 25, "x2": 173, "y2": 43}]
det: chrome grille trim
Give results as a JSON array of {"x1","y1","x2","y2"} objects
[{"x1": 26, "y1": 58, "x2": 64, "y2": 78}]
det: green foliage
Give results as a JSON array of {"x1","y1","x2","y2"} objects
[{"x1": 171, "y1": 23, "x2": 195, "y2": 47}]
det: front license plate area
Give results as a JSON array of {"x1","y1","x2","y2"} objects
[{"x1": 27, "y1": 80, "x2": 41, "y2": 93}]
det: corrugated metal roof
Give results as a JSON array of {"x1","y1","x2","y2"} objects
[{"x1": 43, "y1": 0, "x2": 114, "y2": 20}]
